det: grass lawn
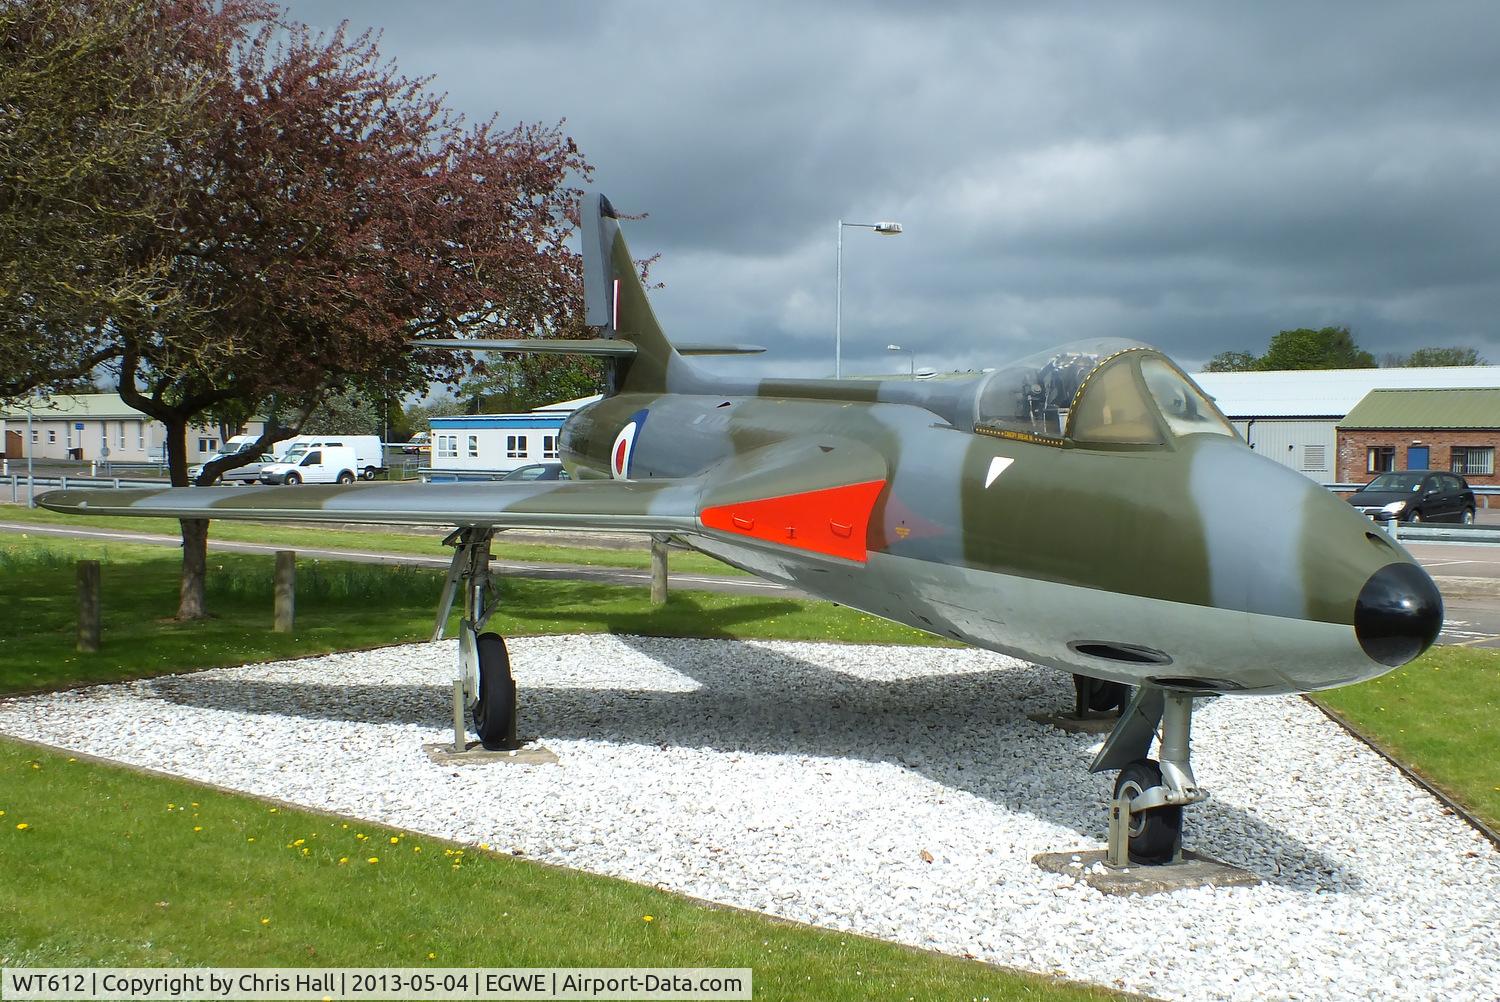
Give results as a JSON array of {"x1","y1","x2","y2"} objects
[
  {"x1": 0, "y1": 741, "x2": 1119, "y2": 1000},
  {"x1": 0, "y1": 537, "x2": 948, "y2": 694},
  {"x1": 0, "y1": 502, "x2": 746, "y2": 576},
  {"x1": 1312, "y1": 645, "x2": 1500, "y2": 830}
]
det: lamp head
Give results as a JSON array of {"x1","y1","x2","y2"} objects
[{"x1": 873, "y1": 222, "x2": 903, "y2": 235}]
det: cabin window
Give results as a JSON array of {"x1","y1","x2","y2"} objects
[
  {"x1": 542, "y1": 434, "x2": 559, "y2": 459},
  {"x1": 1452, "y1": 446, "x2": 1494, "y2": 476},
  {"x1": 467, "y1": 435, "x2": 479, "y2": 458},
  {"x1": 1367, "y1": 446, "x2": 1395, "y2": 473},
  {"x1": 506, "y1": 434, "x2": 528, "y2": 459},
  {"x1": 1139, "y1": 358, "x2": 1235, "y2": 439}
]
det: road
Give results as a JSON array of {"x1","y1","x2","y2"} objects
[{"x1": 3, "y1": 519, "x2": 1498, "y2": 648}]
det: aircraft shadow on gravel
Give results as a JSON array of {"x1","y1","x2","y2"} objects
[{"x1": 145, "y1": 633, "x2": 1358, "y2": 891}]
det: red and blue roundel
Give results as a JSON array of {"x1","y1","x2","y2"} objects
[{"x1": 610, "y1": 409, "x2": 649, "y2": 479}]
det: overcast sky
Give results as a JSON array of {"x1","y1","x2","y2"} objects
[{"x1": 287, "y1": 1, "x2": 1500, "y2": 378}]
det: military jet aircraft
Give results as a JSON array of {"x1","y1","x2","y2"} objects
[{"x1": 39, "y1": 192, "x2": 1442, "y2": 864}]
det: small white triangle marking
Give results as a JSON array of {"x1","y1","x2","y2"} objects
[{"x1": 985, "y1": 456, "x2": 1014, "y2": 488}]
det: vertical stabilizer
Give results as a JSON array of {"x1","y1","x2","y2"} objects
[{"x1": 581, "y1": 191, "x2": 681, "y2": 394}]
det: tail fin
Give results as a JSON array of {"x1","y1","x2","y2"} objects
[{"x1": 581, "y1": 192, "x2": 680, "y2": 394}]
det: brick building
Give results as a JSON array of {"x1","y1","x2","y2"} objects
[{"x1": 1336, "y1": 388, "x2": 1500, "y2": 487}]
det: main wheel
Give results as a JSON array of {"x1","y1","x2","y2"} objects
[
  {"x1": 361, "y1": 466, "x2": 377, "y2": 480},
  {"x1": 1114, "y1": 759, "x2": 1183, "y2": 864},
  {"x1": 1462, "y1": 508, "x2": 1476, "y2": 525},
  {"x1": 1408, "y1": 510, "x2": 1423, "y2": 524},
  {"x1": 336, "y1": 470, "x2": 355, "y2": 485},
  {"x1": 285, "y1": 471, "x2": 301, "y2": 485},
  {"x1": 472, "y1": 632, "x2": 517, "y2": 750}
]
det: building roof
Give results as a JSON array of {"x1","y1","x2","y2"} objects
[
  {"x1": 0, "y1": 392, "x2": 145, "y2": 420},
  {"x1": 1338, "y1": 388, "x2": 1500, "y2": 430},
  {"x1": 1194, "y1": 366, "x2": 1500, "y2": 418}
]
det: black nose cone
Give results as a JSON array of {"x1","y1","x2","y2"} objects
[{"x1": 1355, "y1": 562, "x2": 1443, "y2": 667}]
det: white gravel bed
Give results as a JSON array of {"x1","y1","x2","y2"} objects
[{"x1": 2, "y1": 635, "x2": 1497, "y2": 1001}]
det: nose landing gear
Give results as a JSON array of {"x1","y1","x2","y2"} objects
[{"x1": 1093, "y1": 686, "x2": 1207, "y2": 865}]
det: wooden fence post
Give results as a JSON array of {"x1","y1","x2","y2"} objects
[
  {"x1": 274, "y1": 550, "x2": 296, "y2": 633},
  {"x1": 76, "y1": 560, "x2": 100, "y2": 653},
  {"x1": 650, "y1": 536, "x2": 669, "y2": 606}
]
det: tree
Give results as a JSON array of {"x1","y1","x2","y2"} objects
[
  {"x1": 1388, "y1": 346, "x2": 1487, "y2": 367},
  {"x1": 0, "y1": 0, "x2": 217, "y2": 401},
  {"x1": 302, "y1": 391, "x2": 381, "y2": 437},
  {"x1": 1256, "y1": 326, "x2": 1374, "y2": 370},
  {"x1": 0, "y1": 0, "x2": 593, "y2": 618},
  {"x1": 1202, "y1": 351, "x2": 1258, "y2": 372}
]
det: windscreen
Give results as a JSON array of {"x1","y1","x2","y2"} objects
[
  {"x1": 1138, "y1": 358, "x2": 1236, "y2": 439},
  {"x1": 1367, "y1": 473, "x2": 1425, "y2": 491}
]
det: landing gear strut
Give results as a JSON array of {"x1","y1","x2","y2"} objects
[
  {"x1": 433, "y1": 527, "x2": 518, "y2": 751},
  {"x1": 1093, "y1": 686, "x2": 1207, "y2": 865}
]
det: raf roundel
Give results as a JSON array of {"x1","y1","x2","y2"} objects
[{"x1": 610, "y1": 409, "x2": 650, "y2": 479}]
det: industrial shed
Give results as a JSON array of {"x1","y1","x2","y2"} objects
[
  {"x1": 1337, "y1": 388, "x2": 1500, "y2": 487},
  {"x1": 1194, "y1": 366, "x2": 1500, "y2": 481}
]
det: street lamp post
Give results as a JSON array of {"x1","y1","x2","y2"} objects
[
  {"x1": 886, "y1": 344, "x2": 915, "y2": 380},
  {"x1": 835, "y1": 218, "x2": 903, "y2": 379}
]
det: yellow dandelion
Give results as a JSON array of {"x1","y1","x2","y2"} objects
[
  {"x1": 167, "y1": 803, "x2": 177, "y2": 811},
  {"x1": 269, "y1": 808, "x2": 278, "y2": 814},
  {"x1": 479, "y1": 843, "x2": 490, "y2": 851},
  {"x1": 193, "y1": 826, "x2": 203, "y2": 832},
  {"x1": 0, "y1": 810, "x2": 5, "y2": 817},
  {"x1": 293, "y1": 839, "x2": 305, "y2": 846},
  {"x1": 367, "y1": 856, "x2": 379, "y2": 864},
  {"x1": 451, "y1": 863, "x2": 461, "y2": 870},
  {"x1": 248, "y1": 837, "x2": 256, "y2": 843},
  {"x1": 16, "y1": 823, "x2": 30, "y2": 831},
  {"x1": 643, "y1": 915, "x2": 654, "y2": 923},
  {"x1": 389, "y1": 836, "x2": 399, "y2": 845},
  {"x1": 191, "y1": 802, "x2": 199, "y2": 808},
  {"x1": 260, "y1": 917, "x2": 270, "y2": 925},
  {"x1": 29, "y1": 762, "x2": 39, "y2": 770},
  {"x1": 427, "y1": 953, "x2": 436, "y2": 961},
  {"x1": 341, "y1": 823, "x2": 349, "y2": 830},
  {"x1": 413, "y1": 846, "x2": 422, "y2": 853},
  {"x1": 301, "y1": 848, "x2": 310, "y2": 857},
  {"x1": 356, "y1": 833, "x2": 368, "y2": 841},
  {"x1": 338, "y1": 857, "x2": 349, "y2": 865}
]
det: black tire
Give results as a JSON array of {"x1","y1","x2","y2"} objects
[
  {"x1": 361, "y1": 467, "x2": 377, "y2": 481},
  {"x1": 1462, "y1": 508, "x2": 1475, "y2": 525},
  {"x1": 285, "y1": 471, "x2": 301, "y2": 485},
  {"x1": 1408, "y1": 510, "x2": 1423, "y2": 524},
  {"x1": 1114, "y1": 759, "x2": 1183, "y2": 865},
  {"x1": 336, "y1": 470, "x2": 355, "y2": 485},
  {"x1": 472, "y1": 632, "x2": 518, "y2": 750}
]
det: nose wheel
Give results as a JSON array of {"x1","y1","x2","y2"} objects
[{"x1": 1093, "y1": 686, "x2": 1207, "y2": 866}]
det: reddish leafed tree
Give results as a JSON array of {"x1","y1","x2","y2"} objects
[{"x1": 90, "y1": 3, "x2": 592, "y2": 618}]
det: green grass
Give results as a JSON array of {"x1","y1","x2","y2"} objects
[
  {"x1": 0, "y1": 741, "x2": 1118, "y2": 1000},
  {"x1": 0, "y1": 538, "x2": 948, "y2": 693},
  {"x1": 0, "y1": 502, "x2": 746, "y2": 576},
  {"x1": 1312, "y1": 645, "x2": 1500, "y2": 830}
]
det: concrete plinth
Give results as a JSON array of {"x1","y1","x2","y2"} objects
[
  {"x1": 1028, "y1": 711, "x2": 1121, "y2": 735},
  {"x1": 423, "y1": 741, "x2": 559, "y2": 766},
  {"x1": 1034, "y1": 849, "x2": 1260, "y2": 896}
]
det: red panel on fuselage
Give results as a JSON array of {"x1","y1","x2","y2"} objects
[{"x1": 699, "y1": 480, "x2": 887, "y2": 563}]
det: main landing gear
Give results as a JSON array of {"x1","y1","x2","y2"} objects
[
  {"x1": 432, "y1": 527, "x2": 519, "y2": 751},
  {"x1": 1091, "y1": 686, "x2": 1208, "y2": 865}
]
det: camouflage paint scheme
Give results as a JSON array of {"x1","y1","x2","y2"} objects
[{"x1": 39, "y1": 193, "x2": 1439, "y2": 701}]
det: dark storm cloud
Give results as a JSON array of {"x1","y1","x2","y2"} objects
[{"x1": 287, "y1": 1, "x2": 1500, "y2": 376}]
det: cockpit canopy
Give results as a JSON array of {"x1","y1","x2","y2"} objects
[{"x1": 974, "y1": 338, "x2": 1235, "y2": 447}]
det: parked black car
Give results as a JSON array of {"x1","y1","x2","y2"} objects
[
  {"x1": 1346, "y1": 470, "x2": 1476, "y2": 524},
  {"x1": 496, "y1": 463, "x2": 569, "y2": 482}
]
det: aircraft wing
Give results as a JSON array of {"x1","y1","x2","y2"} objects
[
  {"x1": 35, "y1": 435, "x2": 890, "y2": 561},
  {"x1": 35, "y1": 479, "x2": 704, "y2": 534}
]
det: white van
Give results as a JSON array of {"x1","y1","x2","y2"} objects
[
  {"x1": 273, "y1": 435, "x2": 385, "y2": 479},
  {"x1": 258, "y1": 445, "x2": 361, "y2": 485}
]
